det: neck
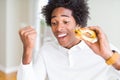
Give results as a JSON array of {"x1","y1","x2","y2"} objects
[{"x1": 65, "y1": 39, "x2": 81, "y2": 49}]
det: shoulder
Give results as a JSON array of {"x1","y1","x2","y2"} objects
[
  {"x1": 42, "y1": 41, "x2": 59, "y2": 49},
  {"x1": 40, "y1": 41, "x2": 60, "y2": 53}
]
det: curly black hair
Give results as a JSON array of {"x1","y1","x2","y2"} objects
[{"x1": 42, "y1": 0, "x2": 89, "y2": 27}]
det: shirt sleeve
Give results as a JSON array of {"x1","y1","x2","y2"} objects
[{"x1": 17, "y1": 53, "x2": 47, "y2": 80}]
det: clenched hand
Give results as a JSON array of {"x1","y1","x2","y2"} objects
[{"x1": 19, "y1": 26, "x2": 37, "y2": 64}]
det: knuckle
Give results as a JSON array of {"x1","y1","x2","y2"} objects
[
  {"x1": 24, "y1": 32, "x2": 29, "y2": 36},
  {"x1": 19, "y1": 30, "x2": 24, "y2": 36},
  {"x1": 27, "y1": 34, "x2": 32, "y2": 39}
]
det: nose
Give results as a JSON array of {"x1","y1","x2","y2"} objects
[{"x1": 57, "y1": 23, "x2": 64, "y2": 32}]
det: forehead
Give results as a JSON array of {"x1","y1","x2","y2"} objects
[{"x1": 51, "y1": 7, "x2": 73, "y2": 19}]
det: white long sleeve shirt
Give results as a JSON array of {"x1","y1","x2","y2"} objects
[{"x1": 17, "y1": 41, "x2": 120, "y2": 80}]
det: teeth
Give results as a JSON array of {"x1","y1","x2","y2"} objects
[{"x1": 58, "y1": 33, "x2": 67, "y2": 37}]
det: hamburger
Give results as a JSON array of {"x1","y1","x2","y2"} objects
[{"x1": 74, "y1": 28, "x2": 98, "y2": 43}]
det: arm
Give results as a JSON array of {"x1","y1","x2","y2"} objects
[
  {"x1": 17, "y1": 26, "x2": 47, "y2": 80},
  {"x1": 19, "y1": 26, "x2": 36, "y2": 64},
  {"x1": 17, "y1": 53, "x2": 47, "y2": 80},
  {"x1": 84, "y1": 26, "x2": 120, "y2": 70}
]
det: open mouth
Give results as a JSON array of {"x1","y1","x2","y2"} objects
[
  {"x1": 58, "y1": 33, "x2": 67, "y2": 38},
  {"x1": 57, "y1": 33, "x2": 67, "y2": 41}
]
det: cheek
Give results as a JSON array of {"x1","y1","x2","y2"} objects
[
  {"x1": 71, "y1": 31, "x2": 76, "y2": 38},
  {"x1": 68, "y1": 29, "x2": 76, "y2": 38},
  {"x1": 51, "y1": 27, "x2": 56, "y2": 35},
  {"x1": 68, "y1": 26, "x2": 75, "y2": 34}
]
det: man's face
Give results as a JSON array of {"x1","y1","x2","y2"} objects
[{"x1": 51, "y1": 7, "x2": 81, "y2": 49}]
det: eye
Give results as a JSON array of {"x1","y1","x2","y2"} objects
[
  {"x1": 51, "y1": 22, "x2": 57, "y2": 26},
  {"x1": 63, "y1": 21, "x2": 69, "y2": 24}
]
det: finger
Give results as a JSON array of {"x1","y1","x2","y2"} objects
[
  {"x1": 23, "y1": 26, "x2": 34, "y2": 30},
  {"x1": 19, "y1": 26, "x2": 35, "y2": 36},
  {"x1": 87, "y1": 26, "x2": 104, "y2": 35},
  {"x1": 89, "y1": 26, "x2": 108, "y2": 41},
  {"x1": 24, "y1": 30, "x2": 37, "y2": 37},
  {"x1": 21, "y1": 26, "x2": 34, "y2": 32},
  {"x1": 23, "y1": 29, "x2": 36, "y2": 38},
  {"x1": 24, "y1": 28, "x2": 37, "y2": 36},
  {"x1": 83, "y1": 39, "x2": 98, "y2": 51},
  {"x1": 84, "y1": 39, "x2": 93, "y2": 47}
]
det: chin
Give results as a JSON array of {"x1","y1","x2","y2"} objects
[
  {"x1": 59, "y1": 42, "x2": 71, "y2": 49},
  {"x1": 58, "y1": 42, "x2": 67, "y2": 47},
  {"x1": 59, "y1": 42, "x2": 65, "y2": 46},
  {"x1": 57, "y1": 37, "x2": 70, "y2": 48}
]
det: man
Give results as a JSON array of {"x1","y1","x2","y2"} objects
[{"x1": 17, "y1": 0, "x2": 120, "y2": 80}]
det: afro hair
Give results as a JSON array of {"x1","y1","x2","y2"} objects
[{"x1": 42, "y1": 0, "x2": 89, "y2": 27}]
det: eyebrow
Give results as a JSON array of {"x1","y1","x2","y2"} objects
[{"x1": 51, "y1": 15, "x2": 70, "y2": 18}]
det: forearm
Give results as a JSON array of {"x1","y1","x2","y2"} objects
[{"x1": 22, "y1": 47, "x2": 33, "y2": 64}]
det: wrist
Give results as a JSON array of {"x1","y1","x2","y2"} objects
[
  {"x1": 106, "y1": 50, "x2": 119, "y2": 65},
  {"x1": 22, "y1": 54, "x2": 32, "y2": 64},
  {"x1": 102, "y1": 51, "x2": 113, "y2": 60},
  {"x1": 22, "y1": 47, "x2": 33, "y2": 64}
]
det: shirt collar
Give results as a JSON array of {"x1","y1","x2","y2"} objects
[
  {"x1": 58, "y1": 44, "x2": 69, "y2": 54},
  {"x1": 58, "y1": 40, "x2": 86, "y2": 53},
  {"x1": 76, "y1": 40, "x2": 86, "y2": 50},
  {"x1": 69, "y1": 40, "x2": 86, "y2": 51}
]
